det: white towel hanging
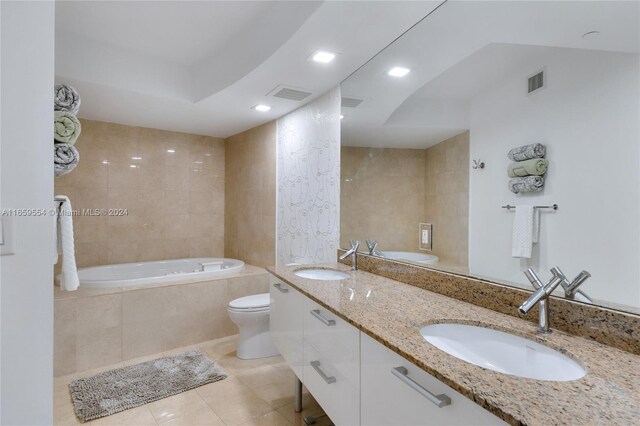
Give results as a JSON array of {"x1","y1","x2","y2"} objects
[
  {"x1": 55, "y1": 195, "x2": 79, "y2": 291},
  {"x1": 512, "y1": 205, "x2": 535, "y2": 258}
]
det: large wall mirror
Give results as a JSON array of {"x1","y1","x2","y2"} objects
[{"x1": 340, "y1": 1, "x2": 640, "y2": 314}]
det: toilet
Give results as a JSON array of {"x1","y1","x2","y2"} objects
[{"x1": 227, "y1": 293, "x2": 279, "y2": 359}]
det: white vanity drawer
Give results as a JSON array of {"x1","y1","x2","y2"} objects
[
  {"x1": 304, "y1": 339, "x2": 360, "y2": 426},
  {"x1": 360, "y1": 333, "x2": 505, "y2": 426},
  {"x1": 269, "y1": 276, "x2": 304, "y2": 380},
  {"x1": 304, "y1": 298, "x2": 360, "y2": 387}
]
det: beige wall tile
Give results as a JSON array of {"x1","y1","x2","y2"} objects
[
  {"x1": 424, "y1": 131, "x2": 469, "y2": 268},
  {"x1": 55, "y1": 119, "x2": 225, "y2": 266},
  {"x1": 224, "y1": 122, "x2": 276, "y2": 267},
  {"x1": 164, "y1": 165, "x2": 189, "y2": 190},
  {"x1": 54, "y1": 299, "x2": 77, "y2": 376},
  {"x1": 108, "y1": 163, "x2": 139, "y2": 189},
  {"x1": 77, "y1": 294, "x2": 122, "y2": 334},
  {"x1": 340, "y1": 147, "x2": 426, "y2": 252},
  {"x1": 340, "y1": 135, "x2": 470, "y2": 270},
  {"x1": 76, "y1": 325, "x2": 122, "y2": 373},
  {"x1": 75, "y1": 241, "x2": 109, "y2": 267}
]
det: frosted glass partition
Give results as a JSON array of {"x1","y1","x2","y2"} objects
[{"x1": 276, "y1": 86, "x2": 341, "y2": 266}]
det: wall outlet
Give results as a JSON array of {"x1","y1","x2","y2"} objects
[{"x1": 419, "y1": 223, "x2": 432, "y2": 251}]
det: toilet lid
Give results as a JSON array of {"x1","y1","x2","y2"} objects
[{"x1": 229, "y1": 293, "x2": 270, "y2": 310}]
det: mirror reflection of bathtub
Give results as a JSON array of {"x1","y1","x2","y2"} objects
[{"x1": 379, "y1": 251, "x2": 439, "y2": 265}]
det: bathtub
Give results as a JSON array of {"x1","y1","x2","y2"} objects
[{"x1": 76, "y1": 258, "x2": 245, "y2": 288}]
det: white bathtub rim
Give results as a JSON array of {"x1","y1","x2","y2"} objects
[{"x1": 62, "y1": 257, "x2": 246, "y2": 289}]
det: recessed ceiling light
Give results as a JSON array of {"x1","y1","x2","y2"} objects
[
  {"x1": 388, "y1": 66, "x2": 410, "y2": 77},
  {"x1": 166, "y1": 149, "x2": 175, "y2": 153},
  {"x1": 582, "y1": 30, "x2": 600, "y2": 39},
  {"x1": 129, "y1": 164, "x2": 137, "y2": 168},
  {"x1": 253, "y1": 104, "x2": 271, "y2": 112},
  {"x1": 340, "y1": 114, "x2": 345, "y2": 120},
  {"x1": 131, "y1": 156, "x2": 142, "y2": 160},
  {"x1": 312, "y1": 50, "x2": 336, "y2": 63},
  {"x1": 101, "y1": 160, "x2": 109, "y2": 165}
]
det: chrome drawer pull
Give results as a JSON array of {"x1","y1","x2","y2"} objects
[
  {"x1": 391, "y1": 366, "x2": 451, "y2": 408},
  {"x1": 310, "y1": 360, "x2": 336, "y2": 384},
  {"x1": 273, "y1": 283, "x2": 289, "y2": 293},
  {"x1": 310, "y1": 309, "x2": 335, "y2": 326}
]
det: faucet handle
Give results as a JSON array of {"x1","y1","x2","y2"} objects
[
  {"x1": 566, "y1": 270, "x2": 591, "y2": 296},
  {"x1": 524, "y1": 268, "x2": 543, "y2": 290},
  {"x1": 365, "y1": 240, "x2": 377, "y2": 254},
  {"x1": 351, "y1": 240, "x2": 360, "y2": 251},
  {"x1": 550, "y1": 266, "x2": 568, "y2": 283}
]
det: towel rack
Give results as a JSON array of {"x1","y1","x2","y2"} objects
[
  {"x1": 54, "y1": 196, "x2": 67, "y2": 209},
  {"x1": 502, "y1": 204, "x2": 558, "y2": 211}
]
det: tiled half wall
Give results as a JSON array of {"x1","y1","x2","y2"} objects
[{"x1": 54, "y1": 267, "x2": 269, "y2": 376}]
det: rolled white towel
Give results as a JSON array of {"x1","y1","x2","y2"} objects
[
  {"x1": 54, "y1": 111, "x2": 81, "y2": 145},
  {"x1": 54, "y1": 84, "x2": 81, "y2": 114},
  {"x1": 54, "y1": 143, "x2": 80, "y2": 177}
]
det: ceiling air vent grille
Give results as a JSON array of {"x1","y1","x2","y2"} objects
[
  {"x1": 272, "y1": 87, "x2": 312, "y2": 101},
  {"x1": 528, "y1": 71, "x2": 544, "y2": 94},
  {"x1": 341, "y1": 97, "x2": 364, "y2": 108}
]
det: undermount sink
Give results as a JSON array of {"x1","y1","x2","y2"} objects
[
  {"x1": 294, "y1": 269, "x2": 350, "y2": 281},
  {"x1": 420, "y1": 323, "x2": 586, "y2": 381}
]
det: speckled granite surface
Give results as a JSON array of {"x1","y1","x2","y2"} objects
[
  {"x1": 267, "y1": 263, "x2": 640, "y2": 426},
  {"x1": 338, "y1": 251, "x2": 640, "y2": 355}
]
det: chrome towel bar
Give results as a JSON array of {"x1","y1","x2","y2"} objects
[{"x1": 502, "y1": 204, "x2": 558, "y2": 210}]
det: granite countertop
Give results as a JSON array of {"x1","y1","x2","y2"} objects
[{"x1": 267, "y1": 263, "x2": 640, "y2": 426}]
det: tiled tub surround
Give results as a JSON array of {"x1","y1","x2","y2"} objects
[
  {"x1": 268, "y1": 263, "x2": 640, "y2": 425},
  {"x1": 54, "y1": 265, "x2": 268, "y2": 376},
  {"x1": 339, "y1": 251, "x2": 640, "y2": 355},
  {"x1": 54, "y1": 119, "x2": 225, "y2": 268}
]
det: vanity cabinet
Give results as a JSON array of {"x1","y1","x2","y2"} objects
[
  {"x1": 269, "y1": 273, "x2": 503, "y2": 426},
  {"x1": 360, "y1": 333, "x2": 505, "y2": 426},
  {"x1": 303, "y1": 298, "x2": 360, "y2": 426},
  {"x1": 269, "y1": 276, "x2": 305, "y2": 380}
]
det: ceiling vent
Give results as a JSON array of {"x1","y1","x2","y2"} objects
[
  {"x1": 527, "y1": 70, "x2": 545, "y2": 94},
  {"x1": 269, "y1": 85, "x2": 312, "y2": 102},
  {"x1": 341, "y1": 97, "x2": 365, "y2": 108}
]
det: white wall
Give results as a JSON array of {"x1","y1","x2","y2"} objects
[
  {"x1": 1, "y1": 1, "x2": 55, "y2": 423},
  {"x1": 469, "y1": 48, "x2": 640, "y2": 308},
  {"x1": 276, "y1": 87, "x2": 341, "y2": 265}
]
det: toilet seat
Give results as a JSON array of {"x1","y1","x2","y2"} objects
[{"x1": 228, "y1": 293, "x2": 270, "y2": 312}]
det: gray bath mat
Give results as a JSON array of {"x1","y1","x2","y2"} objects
[{"x1": 69, "y1": 349, "x2": 227, "y2": 422}]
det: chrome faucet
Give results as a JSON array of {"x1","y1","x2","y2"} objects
[
  {"x1": 339, "y1": 240, "x2": 360, "y2": 271},
  {"x1": 519, "y1": 267, "x2": 591, "y2": 333},
  {"x1": 365, "y1": 240, "x2": 382, "y2": 256}
]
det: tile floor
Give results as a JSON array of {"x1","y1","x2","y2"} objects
[{"x1": 54, "y1": 335, "x2": 333, "y2": 426}]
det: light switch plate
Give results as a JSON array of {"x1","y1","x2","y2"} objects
[
  {"x1": 419, "y1": 223, "x2": 432, "y2": 251},
  {"x1": 0, "y1": 216, "x2": 16, "y2": 256}
]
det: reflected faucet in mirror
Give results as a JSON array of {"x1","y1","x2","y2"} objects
[
  {"x1": 339, "y1": 240, "x2": 360, "y2": 271},
  {"x1": 365, "y1": 240, "x2": 383, "y2": 257},
  {"x1": 519, "y1": 267, "x2": 591, "y2": 333}
]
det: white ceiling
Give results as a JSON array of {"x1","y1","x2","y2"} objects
[
  {"x1": 341, "y1": 0, "x2": 640, "y2": 149},
  {"x1": 55, "y1": 1, "x2": 443, "y2": 138}
]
